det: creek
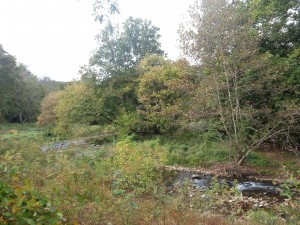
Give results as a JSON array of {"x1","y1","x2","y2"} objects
[
  {"x1": 191, "y1": 173, "x2": 277, "y2": 196},
  {"x1": 163, "y1": 169, "x2": 285, "y2": 210}
]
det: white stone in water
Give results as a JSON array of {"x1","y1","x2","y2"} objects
[{"x1": 192, "y1": 174, "x2": 201, "y2": 179}]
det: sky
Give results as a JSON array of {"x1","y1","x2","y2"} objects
[{"x1": 0, "y1": 0, "x2": 194, "y2": 81}]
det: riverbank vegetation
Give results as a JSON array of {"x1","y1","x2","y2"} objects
[
  {"x1": 0, "y1": 124, "x2": 300, "y2": 224},
  {"x1": 1, "y1": 0, "x2": 300, "y2": 224}
]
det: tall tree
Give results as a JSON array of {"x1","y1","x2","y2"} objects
[
  {"x1": 78, "y1": 17, "x2": 165, "y2": 130},
  {"x1": 38, "y1": 77, "x2": 67, "y2": 95},
  {"x1": 0, "y1": 45, "x2": 44, "y2": 122},
  {"x1": 245, "y1": 0, "x2": 300, "y2": 149},
  {"x1": 247, "y1": 0, "x2": 300, "y2": 56},
  {"x1": 93, "y1": 0, "x2": 119, "y2": 23},
  {"x1": 53, "y1": 82, "x2": 99, "y2": 135},
  {"x1": 89, "y1": 17, "x2": 164, "y2": 79},
  {"x1": 37, "y1": 90, "x2": 64, "y2": 126},
  {"x1": 0, "y1": 45, "x2": 18, "y2": 118},
  {"x1": 180, "y1": 0, "x2": 283, "y2": 165},
  {"x1": 137, "y1": 55, "x2": 198, "y2": 134}
]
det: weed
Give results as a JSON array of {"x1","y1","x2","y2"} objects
[
  {"x1": 245, "y1": 210, "x2": 283, "y2": 225},
  {"x1": 166, "y1": 142, "x2": 235, "y2": 167},
  {"x1": 0, "y1": 165, "x2": 64, "y2": 224},
  {"x1": 1, "y1": 123, "x2": 300, "y2": 224},
  {"x1": 245, "y1": 152, "x2": 279, "y2": 167}
]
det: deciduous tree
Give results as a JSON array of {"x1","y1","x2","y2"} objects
[
  {"x1": 137, "y1": 55, "x2": 198, "y2": 134},
  {"x1": 0, "y1": 45, "x2": 44, "y2": 122},
  {"x1": 89, "y1": 17, "x2": 164, "y2": 78},
  {"x1": 180, "y1": 0, "x2": 283, "y2": 165}
]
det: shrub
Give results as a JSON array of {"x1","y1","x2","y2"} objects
[
  {"x1": 0, "y1": 165, "x2": 63, "y2": 225},
  {"x1": 245, "y1": 210, "x2": 283, "y2": 225},
  {"x1": 111, "y1": 137, "x2": 167, "y2": 196}
]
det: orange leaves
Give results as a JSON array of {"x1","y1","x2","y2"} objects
[{"x1": 37, "y1": 91, "x2": 64, "y2": 126}]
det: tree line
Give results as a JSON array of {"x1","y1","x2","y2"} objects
[
  {"x1": 2, "y1": 0, "x2": 299, "y2": 165},
  {"x1": 0, "y1": 45, "x2": 66, "y2": 123}
]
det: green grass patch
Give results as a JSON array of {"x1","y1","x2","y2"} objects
[
  {"x1": 0, "y1": 123, "x2": 44, "y2": 141},
  {"x1": 70, "y1": 124, "x2": 116, "y2": 138},
  {"x1": 245, "y1": 210, "x2": 283, "y2": 225},
  {"x1": 245, "y1": 151, "x2": 279, "y2": 167},
  {"x1": 156, "y1": 133, "x2": 235, "y2": 167},
  {"x1": 166, "y1": 143, "x2": 235, "y2": 167}
]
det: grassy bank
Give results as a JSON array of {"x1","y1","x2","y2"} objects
[{"x1": 0, "y1": 123, "x2": 299, "y2": 224}]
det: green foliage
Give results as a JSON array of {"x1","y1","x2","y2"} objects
[
  {"x1": 2, "y1": 0, "x2": 300, "y2": 221},
  {"x1": 2, "y1": 123, "x2": 300, "y2": 224},
  {"x1": 37, "y1": 82, "x2": 105, "y2": 137},
  {"x1": 115, "y1": 111, "x2": 141, "y2": 137},
  {"x1": 279, "y1": 170, "x2": 300, "y2": 199},
  {"x1": 0, "y1": 46, "x2": 44, "y2": 123},
  {"x1": 0, "y1": 123, "x2": 46, "y2": 156},
  {"x1": 204, "y1": 177, "x2": 241, "y2": 212},
  {"x1": 137, "y1": 57, "x2": 198, "y2": 134},
  {"x1": 111, "y1": 137, "x2": 166, "y2": 196},
  {"x1": 239, "y1": 0, "x2": 300, "y2": 149},
  {"x1": 0, "y1": 182, "x2": 64, "y2": 225},
  {"x1": 38, "y1": 77, "x2": 66, "y2": 95},
  {"x1": 239, "y1": 51, "x2": 300, "y2": 149},
  {"x1": 245, "y1": 152, "x2": 279, "y2": 167},
  {"x1": 157, "y1": 132, "x2": 235, "y2": 167},
  {"x1": 180, "y1": 0, "x2": 262, "y2": 162},
  {"x1": 53, "y1": 82, "x2": 97, "y2": 136},
  {"x1": 179, "y1": 0, "x2": 300, "y2": 164},
  {"x1": 248, "y1": 0, "x2": 300, "y2": 56},
  {"x1": 81, "y1": 65, "x2": 142, "y2": 130},
  {"x1": 166, "y1": 142, "x2": 235, "y2": 167},
  {"x1": 245, "y1": 210, "x2": 283, "y2": 225},
  {"x1": 0, "y1": 166, "x2": 63, "y2": 225},
  {"x1": 89, "y1": 17, "x2": 164, "y2": 78},
  {"x1": 37, "y1": 91, "x2": 64, "y2": 127},
  {"x1": 93, "y1": 0, "x2": 119, "y2": 23},
  {"x1": 0, "y1": 45, "x2": 18, "y2": 116}
]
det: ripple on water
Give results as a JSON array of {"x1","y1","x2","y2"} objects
[
  {"x1": 190, "y1": 173, "x2": 280, "y2": 198},
  {"x1": 237, "y1": 181, "x2": 276, "y2": 193}
]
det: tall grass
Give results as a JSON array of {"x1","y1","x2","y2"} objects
[{"x1": 1, "y1": 124, "x2": 299, "y2": 224}]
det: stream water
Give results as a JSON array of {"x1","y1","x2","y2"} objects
[
  {"x1": 164, "y1": 170, "x2": 281, "y2": 198},
  {"x1": 163, "y1": 169, "x2": 285, "y2": 211},
  {"x1": 191, "y1": 174, "x2": 277, "y2": 195}
]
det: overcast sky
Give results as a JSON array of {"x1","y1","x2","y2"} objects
[{"x1": 0, "y1": 0, "x2": 194, "y2": 81}]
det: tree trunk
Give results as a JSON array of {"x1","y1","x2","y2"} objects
[{"x1": 236, "y1": 149, "x2": 252, "y2": 166}]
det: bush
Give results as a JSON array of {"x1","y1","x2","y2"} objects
[
  {"x1": 0, "y1": 165, "x2": 63, "y2": 225},
  {"x1": 111, "y1": 137, "x2": 167, "y2": 196},
  {"x1": 245, "y1": 210, "x2": 283, "y2": 225},
  {"x1": 166, "y1": 141, "x2": 234, "y2": 167}
]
